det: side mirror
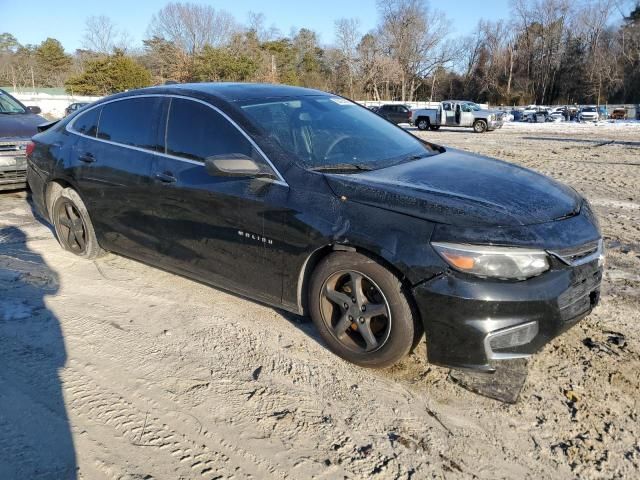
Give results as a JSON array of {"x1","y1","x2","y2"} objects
[
  {"x1": 27, "y1": 106, "x2": 42, "y2": 114},
  {"x1": 204, "y1": 154, "x2": 275, "y2": 179}
]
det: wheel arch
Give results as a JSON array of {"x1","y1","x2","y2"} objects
[
  {"x1": 45, "y1": 177, "x2": 91, "y2": 220},
  {"x1": 296, "y1": 243, "x2": 418, "y2": 317}
]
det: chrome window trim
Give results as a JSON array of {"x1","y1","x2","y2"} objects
[{"x1": 65, "y1": 93, "x2": 288, "y2": 186}]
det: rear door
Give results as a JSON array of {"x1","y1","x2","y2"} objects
[
  {"x1": 149, "y1": 97, "x2": 288, "y2": 303},
  {"x1": 69, "y1": 96, "x2": 164, "y2": 257},
  {"x1": 391, "y1": 105, "x2": 404, "y2": 124},
  {"x1": 397, "y1": 105, "x2": 410, "y2": 124}
]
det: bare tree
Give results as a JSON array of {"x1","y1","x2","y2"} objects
[
  {"x1": 357, "y1": 33, "x2": 402, "y2": 100},
  {"x1": 511, "y1": 0, "x2": 573, "y2": 104},
  {"x1": 147, "y1": 2, "x2": 238, "y2": 55},
  {"x1": 334, "y1": 18, "x2": 361, "y2": 98},
  {"x1": 247, "y1": 11, "x2": 280, "y2": 42},
  {"x1": 575, "y1": 0, "x2": 620, "y2": 103},
  {"x1": 82, "y1": 15, "x2": 118, "y2": 54},
  {"x1": 377, "y1": 0, "x2": 452, "y2": 101}
]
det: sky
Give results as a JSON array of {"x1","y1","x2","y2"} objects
[{"x1": 1, "y1": 0, "x2": 512, "y2": 52}]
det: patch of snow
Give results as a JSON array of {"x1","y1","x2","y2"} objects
[{"x1": 13, "y1": 92, "x2": 103, "y2": 119}]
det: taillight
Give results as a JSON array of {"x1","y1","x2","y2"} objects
[{"x1": 26, "y1": 141, "x2": 35, "y2": 156}]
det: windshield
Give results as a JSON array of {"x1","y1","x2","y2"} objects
[
  {"x1": 239, "y1": 95, "x2": 439, "y2": 171},
  {"x1": 583, "y1": 107, "x2": 596, "y2": 112},
  {"x1": 0, "y1": 90, "x2": 27, "y2": 114}
]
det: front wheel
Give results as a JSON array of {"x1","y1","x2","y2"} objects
[
  {"x1": 51, "y1": 187, "x2": 105, "y2": 259},
  {"x1": 308, "y1": 252, "x2": 417, "y2": 368},
  {"x1": 473, "y1": 120, "x2": 488, "y2": 133},
  {"x1": 429, "y1": 125, "x2": 440, "y2": 131}
]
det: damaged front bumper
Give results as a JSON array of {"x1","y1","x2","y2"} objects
[{"x1": 413, "y1": 247, "x2": 603, "y2": 372}]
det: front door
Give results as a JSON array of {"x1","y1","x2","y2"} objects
[
  {"x1": 460, "y1": 105, "x2": 475, "y2": 126},
  {"x1": 149, "y1": 97, "x2": 287, "y2": 303}
]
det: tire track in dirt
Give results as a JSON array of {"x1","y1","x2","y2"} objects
[{"x1": 0, "y1": 336, "x2": 258, "y2": 479}]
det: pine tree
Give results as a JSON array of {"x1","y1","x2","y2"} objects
[
  {"x1": 35, "y1": 38, "x2": 71, "y2": 87},
  {"x1": 65, "y1": 51, "x2": 152, "y2": 95}
]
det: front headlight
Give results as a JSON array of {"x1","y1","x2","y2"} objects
[
  {"x1": 487, "y1": 114, "x2": 494, "y2": 121},
  {"x1": 432, "y1": 242, "x2": 550, "y2": 280}
]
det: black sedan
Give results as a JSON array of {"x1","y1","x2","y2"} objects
[{"x1": 26, "y1": 83, "x2": 603, "y2": 371}]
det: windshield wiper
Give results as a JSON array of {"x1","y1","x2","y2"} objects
[
  {"x1": 310, "y1": 163, "x2": 372, "y2": 173},
  {"x1": 398, "y1": 152, "x2": 433, "y2": 164}
]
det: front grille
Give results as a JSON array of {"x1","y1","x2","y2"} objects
[
  {"x1": 0, "y1": 140, "x2": 28, "y2": 156},
  {"x1": 552, "y1": 240, "x2": 601, "y2": 266},
  {"x1": 0, "y1": 141, "x2": 27, "y2": 187},
  {"x1": 0, "y1": 169, "x2": 26, "y2": 180}
]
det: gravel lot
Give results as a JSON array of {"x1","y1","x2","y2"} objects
[{"x1": 1, "y1": 122, "x2": 639, "y2": 479}]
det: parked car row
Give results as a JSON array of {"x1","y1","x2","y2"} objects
[{"x1": 507, "y1": 104, "x2": 632, "y2": 123}]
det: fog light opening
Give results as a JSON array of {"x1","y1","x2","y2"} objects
[{"x1": 488, "y1": 321, "x2": 539, "y2": 352}]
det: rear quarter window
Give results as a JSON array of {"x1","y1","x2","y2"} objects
[
  {"x1": 97, "y1": 97, "x2": 163, "y2": 151},
  {"x1": 72, "y1": 107, "x2": 100, "y2": 137}
]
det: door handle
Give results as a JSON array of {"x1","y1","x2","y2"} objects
[
  {"x1": 79, "y1": 152, "x2": 95, "y2": 163},
  {"x1": 155, "y1": 172, "x2": 176, "y2": 183}
]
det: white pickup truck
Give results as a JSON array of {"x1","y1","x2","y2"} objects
[{"x1": 411, "y1": 100, "x2": 505, "y2": 133}]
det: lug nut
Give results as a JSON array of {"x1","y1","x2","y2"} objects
[
  {"x1": 352, "y1": 297, "x2": 356, "y2": 303},
  {"x1": 359, "y1": 317, "x2": 365, "y2": 323},
  {"x1": 361, "y1": 305, "x2": 366, "y2": 312},
  {"x1": 343, "y1": 303, "x2": 348, "y2": 309},
  {"x1": 348, "y1": 315, "x2": 353, "y2": 321}
]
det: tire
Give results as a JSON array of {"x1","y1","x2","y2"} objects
[
  {"x1": 51, "y1": 187, "x2": 105, "y2": 259},
  {"x1": 473, "y1": 120, "x2": 487, "y2": 133},
  {"x1": 416, "y1": 117, "x2": 429, "y2": 130},
  {"x1": 308, "y1": 251, "x2": 417, "y2": 368},
  {"x1": 429, "y1": 125, "x2": 440, "y2": 131}
]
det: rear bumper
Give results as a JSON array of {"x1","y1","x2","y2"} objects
[
  {"x1": 413, "y1": 258, "x2": 602, "y2": 372},
  {"x1": 26, "y1": 162, "x2": 49, "y2": 220}
]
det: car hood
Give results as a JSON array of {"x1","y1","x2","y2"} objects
[
  {"x1": 0, "y1": 113, "x2": 46, "y2": 140},
  {"x1": 324, "y1": 148, "x2": 582, "y2": 227}
]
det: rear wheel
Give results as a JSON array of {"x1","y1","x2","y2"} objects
[
  {"x1": 429, "y1": 125, "x2": 440, "y2": 131},
  {"x1": 416, "y1": 118, "x2": 429, "y2": 130},
  {"x1": 473, "y1": 120, "x2": 488, "y2": 133},
  {"x1": 51, "y1": 187, "x2": 105, "y2": 259},
  {"x1": 309, "y1": 252, "x2": 416, "y2": 368}
]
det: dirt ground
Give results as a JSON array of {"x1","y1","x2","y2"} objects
[{"x1": 1, "y1": 122, "x2": 639, "y2": 479}]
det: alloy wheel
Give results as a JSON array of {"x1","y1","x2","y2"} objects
[
  {"x1": 55, "y1": 200, "x2": 87, "y2": 254},
  {"x1": 319, "y1": 270, "x2": 392, "y2": 353}
]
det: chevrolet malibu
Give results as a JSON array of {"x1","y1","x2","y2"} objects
[{"x1": 27, "y1": 83, "x2": 604, "y2": 371}]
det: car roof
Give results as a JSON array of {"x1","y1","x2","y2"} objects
[{"x1": 132, "y1": 82, "x2": 330, "y2": 103}]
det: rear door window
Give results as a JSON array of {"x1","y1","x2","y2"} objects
[
  {"x1": 165, "y1": 98, "x2": 253, "y2": 162},
  {"x1": 97, "y1": 97, "x2": 163, "y2": 151},
  {"x1": 72, "y1": 107, "x2": 100, "y2": 137}
]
